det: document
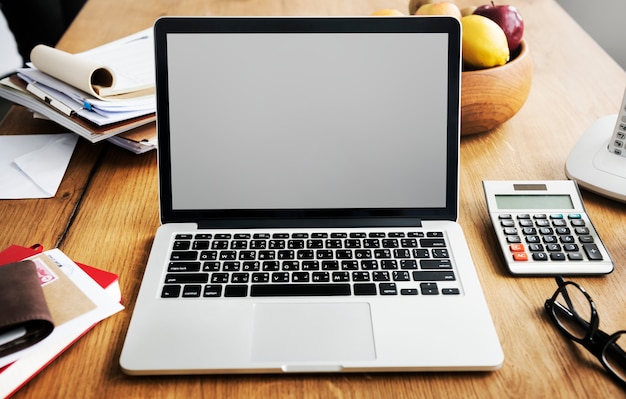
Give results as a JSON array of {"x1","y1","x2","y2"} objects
[
  {"x1": 0, "y1": 133, "x2": 78, "y2": 199},
  {"x1": 29, "y1": 28, "x2": 155, "y2": 100}
]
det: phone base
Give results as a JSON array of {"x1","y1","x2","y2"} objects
[{"x1": 565, "y1": 115, "x2": 626, "y2": 203}]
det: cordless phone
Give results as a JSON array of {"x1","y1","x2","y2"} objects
[{"x1": 608, "y1": 86, "x2": 626, "y2": 156}]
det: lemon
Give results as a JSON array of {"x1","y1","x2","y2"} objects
[{"x1": 461, "y1": 14, "x2": 510, "y2": 69}]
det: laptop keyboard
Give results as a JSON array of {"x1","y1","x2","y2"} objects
[{"x1": 161, "y1": 231, "x2": 462, "y2": 298}]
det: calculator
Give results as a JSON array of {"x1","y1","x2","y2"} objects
[{"x1": 482, "y1": 180, "x2": 614, "y2": 275}]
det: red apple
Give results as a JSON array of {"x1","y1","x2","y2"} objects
[{"x1": 473, "y1": 2, "x2": 524, "y2": 52}]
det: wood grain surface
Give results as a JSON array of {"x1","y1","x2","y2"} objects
[{"x1": 1, "y1": 1, "x2": 625, "y2": 397}]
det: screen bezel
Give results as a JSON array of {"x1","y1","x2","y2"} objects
[{"x1": 153, "y1": 16, "x2": 461, "y2": 227}]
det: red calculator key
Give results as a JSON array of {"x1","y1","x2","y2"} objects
[
  {"x1": 513, "y1": 252, "x2": 529, "y2": 261},
  {"x1": 509, "y1": 243, "x2": 525, "y2": 252}
]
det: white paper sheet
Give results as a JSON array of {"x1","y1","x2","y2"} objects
[{"x1": 0, "y1": 133, "x2": 78, "y2": 199}]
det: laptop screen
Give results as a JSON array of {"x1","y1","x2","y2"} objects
[{"x1": 155, "y1": 17, "x2": 461, "y2": 226}]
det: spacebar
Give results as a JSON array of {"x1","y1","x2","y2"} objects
[{"x1": 250, "y1": 284, "x2": 351, "y2": 297}]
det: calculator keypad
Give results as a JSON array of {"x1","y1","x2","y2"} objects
[{"x1": 498, "y1": 213, "x2": 603, "y2": 263}]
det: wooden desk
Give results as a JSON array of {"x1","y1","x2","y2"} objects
[{"x1": 1, "y1": 0, "x2": 625, "y2": 397}]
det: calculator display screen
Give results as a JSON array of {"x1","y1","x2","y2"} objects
[{"x1": 495, "y1": 194, "x2": 574, "y2": 210}]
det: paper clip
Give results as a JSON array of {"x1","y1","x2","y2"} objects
[{"x1": 82, "y1": 100, "x2": 93, "y2": 111}]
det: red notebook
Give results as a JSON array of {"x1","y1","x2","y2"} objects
[{"x1": 0, "y1": 245, "x2": 120, "y2": 302}]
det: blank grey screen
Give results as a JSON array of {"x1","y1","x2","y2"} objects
[{"x1": 166, "y1": 32, "x2": 450, "y2": 210}]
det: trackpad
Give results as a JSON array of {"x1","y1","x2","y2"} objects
[{"x1": 251, "y1": 303, "x2": 376, "y2": 363}]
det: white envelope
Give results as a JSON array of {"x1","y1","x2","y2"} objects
[{"x1": 0, "y1": 133, "x2": 78, "y2": 199}]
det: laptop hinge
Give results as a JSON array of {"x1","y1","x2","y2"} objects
[{"x1": 197, "y1": 217, "x2": 423, "y2": 230}]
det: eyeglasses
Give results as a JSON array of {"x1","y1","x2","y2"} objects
[{"x1": 545, "y1": 276, "x2": 626, "y2": 388}]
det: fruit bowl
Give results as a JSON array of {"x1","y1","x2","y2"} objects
[{"x1": 460, "y1": 39, "x2": 532, "y2": 136}]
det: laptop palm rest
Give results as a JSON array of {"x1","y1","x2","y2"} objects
[{"x1": 251, "y1": 303, "x2": 376, "y2": 367}]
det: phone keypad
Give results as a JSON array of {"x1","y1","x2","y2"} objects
[{"x1": 609, "y1": 88, "x2": 626, "y2": 156}]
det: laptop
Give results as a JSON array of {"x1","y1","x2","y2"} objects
[{"x1": 120, "y1": 16, "x2": 504, "y2": 374}]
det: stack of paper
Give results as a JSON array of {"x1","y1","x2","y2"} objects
[
  {"x1": 0, "y1": 29, "x2": 157, "y2": 152},
  {"x1": 0, "y1": 246, "x2": 123, "y2": 398}
]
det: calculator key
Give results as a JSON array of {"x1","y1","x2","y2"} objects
[
  {"x1": 525, "y1": 235, "x2": 540, "y2": 243},
  {"x1": 550, "y1": 214, "x2": 564, "y2": 219},
  {"x1": 532, "y1": 252, "x2": 549, "y2": 261},
  {"x1": 567, "y1": 253, "x2": 584, "y2": 261},
  {"x1": 513, "y1": 252, "x2": 529, "y2": 261},
  {"x1": 528, "y1": 244, "x2": 544, "y2": 252},
  {"x1": 579, "y1": 236, "x2": 595, "y2": 243},
  {"x1": 582, "y1": 243, "x2": 603, "y2": 260},
  {"x1": 574, "y1": 227, "x2": 590, "y2": 235},
  {"x1": 506, "y1": 235, "x2": 521, "y2": 243},
  {"x1": 509, "y1": 243, "x2": 525, "y2": 252},
  {"x1": 568, "y1": 213, "x2": 582, "y2": 219},
  {"x1": 563, "y1": 244, "x2": 579, "y2": 251},
  {"x1": 549, "y1": 253, "x2": 566, "y2": 261},
  {"x1": 546, "y1": 244, "x2": 561, "y2": 252}
]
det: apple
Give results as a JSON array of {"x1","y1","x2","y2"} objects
[
  {"x1": 415, "y1": 2, "x2": 462, "y2": 20},
  {"x1": 408, "y1": 0, "x2": 443, "y2": 15},
  {"x1": 473, "y1": 2, "x2": 524, "y2": 52}
]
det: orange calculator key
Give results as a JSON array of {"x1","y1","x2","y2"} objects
[
  {"x1": 513, "y1": 252, "x2": 529, "y2": 261},
  {"x1": 509, "y1": 243, "x2": 525, "y2": 253}
]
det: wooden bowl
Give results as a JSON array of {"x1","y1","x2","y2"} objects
[{"x1": 461, "y1": 40, "x2": 532, "y2": 136}]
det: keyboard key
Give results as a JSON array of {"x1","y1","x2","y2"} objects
[
  {"x1": 170, "y1": 251, "x2": 198, "y2": 261},
  {"x1": 161, "y1": 285, "x2": 181, "y2": 298},
  {"x1": 379, "y1": 283, "x2": 397, "y2": 295},
  {"x1": 251, "y1": 272, "x2": 270, "y2": 283},
  {"x1": 332, "y1": 272, "x2": 350, "y2": 282},
  {"x1": 251, "y1": 283, "x2": 350, "y2": 296},
  {"x1": 420, "y1": 238, "x2": 446, "y2": 247},
  {"x1": 173, "y1": 240, "x2": 191, "y2": 250},
  {"x1": 352, "y1": 271, "x2": 370, "y2": 281},
  {"x1": 292, "y1": 272, "x2": 309, "y2": 282},
  {"x1": 354, "y1": 283, "x2": 377, "y2": 295},
  {"x1": 203, "y1": 285, "x2": 222, "y2": 297},
  {"x1": 392, "y1": 271, "x2": 410, "y2": 281},
  {"x1": 312, "y1": 272, "x2": 330, "y2": 282},
  {"x1": 420, "y1": 282, "x2": 439, "y2": 295},
  {"x1": 182, "y1": 285, "x2": 202, "y2": 297},
  {"x1": 164, "y1": 273, "x2": 208, "y2": 284},
  {"x1": 420, "y1": 259, "x2": 452, "y2": 269},
  {"x1": 224, "y1": 285, "x2": 248, "y2": 297},
  {"x1": 168, "y1": 262, "x2": 201, "y2": 272},
  {"x1": 412, "y1": 271, "x2": 455, "y2": 281}
]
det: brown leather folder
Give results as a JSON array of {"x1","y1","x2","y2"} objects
[{"x1": 0, "y1": 260, "x2": 54, "y2": 357}]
